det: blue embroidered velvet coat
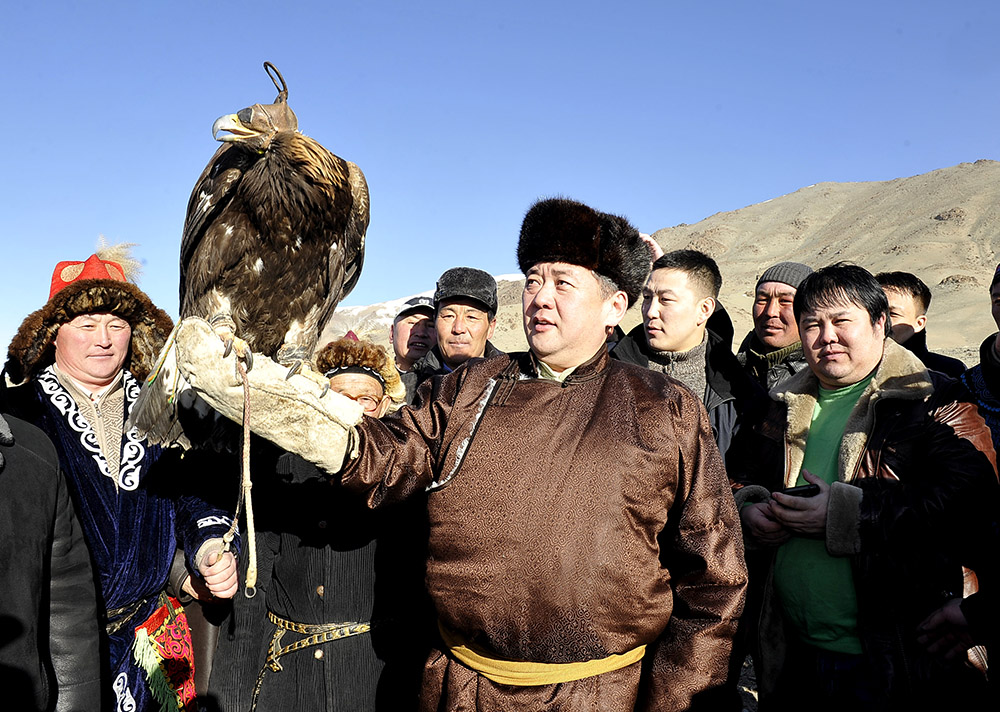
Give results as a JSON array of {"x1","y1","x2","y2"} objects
[{"x1": 4, "y1": 367, "x2": 236, "y2": 711}]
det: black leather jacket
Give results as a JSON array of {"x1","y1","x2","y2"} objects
[
  {"x1": 730, "y1": 343, "x2": 999, "y2": 706},
  {"x1": 0, "y1": 414, "x2": 101, "y2": 712}
]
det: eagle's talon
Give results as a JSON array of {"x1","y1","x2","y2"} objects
[
  {"x1": 222, "y1": 338, "x2": 234, "y2": 358},
  {"x1": 285, "y1": 360, "x2": 303, "y2": 380},
  {"x1": 244, "y1": 350, "x2": 253, "y2": 372},
  {"x1": 319, "y1": 383, "x2": 329, "y2": 398}
]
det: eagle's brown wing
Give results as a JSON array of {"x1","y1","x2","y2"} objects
[
  {"x1": 180, "y1": 130, "x2": 367, "y2": 359},
  {"x1": 338, "y1": 160, "x2": 370, "y2": 302},
  {"x1": 179, "y1": 143, "x2": 253, "y2": 315}
]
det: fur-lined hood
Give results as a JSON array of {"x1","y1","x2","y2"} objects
[
  {"x1": 770, "y1": 338, "x2": 932, "y2": 489},
  {"x1": 5, "y1": 278, "x2": 174, "y2": 386}
]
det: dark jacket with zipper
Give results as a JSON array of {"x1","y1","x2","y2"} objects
[
  {"x1": 611, "y1": 305, "x2": 765, "y2": 462},
  {"x1": 730, "y1": 340, "x2": 999, "y2": 708},
  {"x1": 402, "y1": 342, "x2": 503, "y2": 406},
  {"x1": 736, "y1": 331, "x2": 810, "y2": 392}
]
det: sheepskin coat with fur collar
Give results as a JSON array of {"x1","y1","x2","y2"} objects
[{"x1": 730, "y1": 338, "x2": 999, "y2": 704}]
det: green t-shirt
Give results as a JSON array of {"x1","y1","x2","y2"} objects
[{"x1": 773, "y1": 375, "x2": 872, "y2": 654}]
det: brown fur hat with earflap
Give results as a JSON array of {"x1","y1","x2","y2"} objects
[
  {"x1": 5, "y1": 246, "x2": 173, "y2": 386},
  {"x1": 315, "y1": 334, "x2": 406, "y2": 413},
  {"x1": 516, "y1": 197, "x2": 652, "y2": 307}
]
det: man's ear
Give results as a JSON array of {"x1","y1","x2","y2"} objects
[
  {"x1": 914, "y1": 314, "x2": 927, "y2": 333},
  {"x1": 697, "y1": 297, "x2": 716, "y2": 326},
  {"x1": 487, "y1": 319, "x2": 497, "y2": 340},
  {"x1": 374, "y1": 396, "x2": 391, "y2": 419},
  {"x1": 605, "y1": 290, "x2": 629, "y2": 328},
  {"x1": 875, "y1": 313, "x2": 888, "y2": 336}
]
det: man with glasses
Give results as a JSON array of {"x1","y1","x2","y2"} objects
[{"x1": 208, "y1": 334, "x2": 428, "y2": 711}]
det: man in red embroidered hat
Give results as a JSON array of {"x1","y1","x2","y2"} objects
[
  {"x1": 330, "y1": 198, "x2": 748, "y2": 711},
  {"x1": 2, "y1": 245, "x2": 240, "y2": 712}
]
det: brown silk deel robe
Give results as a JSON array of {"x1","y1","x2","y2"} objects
[{"x1": 341, "y1": 348, "x2": 747, "y2": 711}]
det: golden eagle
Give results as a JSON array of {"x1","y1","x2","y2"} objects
[{"x1": 180, "y1": 62, "x2": 369, "y2": 375}]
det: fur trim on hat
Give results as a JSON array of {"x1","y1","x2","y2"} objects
[
  {"x1": 5, "y1": 279, "x2": 174, "y2": 386},
  {"x1": 314, "y1": 338, "x2": 406, "y2": 412},
  {"x1": 517, "y1": 198, "x2": 651, "y2": 306}
]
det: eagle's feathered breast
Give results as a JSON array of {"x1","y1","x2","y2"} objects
[{"x1": 179, "y1": 65, "x2": 368, "y2": 360}]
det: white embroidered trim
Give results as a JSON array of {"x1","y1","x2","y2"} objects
[
  {"x1": 196, "y1": 515, "x2": 233, "y2": 528},
  {"x1": 426, "y1": 377, "x2": 497, "y2": 492},
  {"x1": 38, "y1": 366, "x2": 147, "y2": 491},
  {"x1": 113, "y1": 672, "x2": 137, "y2": 711}
]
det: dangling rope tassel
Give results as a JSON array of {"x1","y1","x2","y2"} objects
[
  {"x1": 217, "y1": 359, "x2": 258, "y2": 598},
  {"x1": 238, "y1": 360, "x2": 257, "y2": 597}
]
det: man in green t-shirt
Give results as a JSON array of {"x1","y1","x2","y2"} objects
[{"x1": 731, "y1": 263, "x2": 999, "y2": 711}]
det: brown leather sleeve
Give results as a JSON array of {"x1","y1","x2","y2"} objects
[{"x1": 857, "y1": 383, "x2": 1000, "y2": 577}]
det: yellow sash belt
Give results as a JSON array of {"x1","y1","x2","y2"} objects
[{"x1": 438, "y1": 622, "x2": 646, "y2": 686}]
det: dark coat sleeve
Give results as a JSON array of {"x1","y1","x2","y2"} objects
[
  {"x1": 48, "y1": 464, "x2": 103, "y2": 712},
  {"x1": 639, "y1": 391, "x2": 748, "y2": 712},
  {"x1": 149, "y1": 448, "x2": 242, "y2": 574},
  {"x1": 727, "y1": 398, "x2": 787, "y2": 509},
  {"x1": 832, "y1": 381, "x2": 999, "y2": 560},
  {"x1": 0, "y1": 415, "x2": 101, "y2": 712},
  {"x1": 709, "y1": 399, "x2": 738, "y2": 465}
]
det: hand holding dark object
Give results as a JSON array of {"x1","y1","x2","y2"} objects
[
  {"x1": 917, "y1": 597, "x2": 977, "y2": 661},
  {"x1": 779, "y1": 483, "x2": 820, "y2": 497},
  {"x1": 741, "y1": 502, "x2": 791, "y2": 545},
  {"x1": 770, "y1": 470, "x2": 829, "y2": 535}
]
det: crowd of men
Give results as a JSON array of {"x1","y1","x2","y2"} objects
[{"x1": 2, "y1": 197, "x2": 999, "y2": 712}]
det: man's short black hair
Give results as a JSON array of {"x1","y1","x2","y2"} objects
[
  {"x1": 794, "y1": 263, "x2": 890, "y2": 337},
  {"x1": 651, "y1": 250, "x2": 722, "y2": 299},
  {"x1": 990, "y1": 265, "x2": 1000, "y2": 293},
  {"x1": 875, "y1": 271, "x2": 932, "y2": 314}
]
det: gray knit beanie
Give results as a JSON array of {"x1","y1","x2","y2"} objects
[{"x1": 756, "y1": 262, "x2": 813, "y2": 290}]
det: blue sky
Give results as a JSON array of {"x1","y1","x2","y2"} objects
[{"x1": 2, "y1": 1, "x2": 998, "y2": 350}]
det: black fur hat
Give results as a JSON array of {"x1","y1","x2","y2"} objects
[{"x1": 517, "y1": 198, "x2": 651, "y2": 307}]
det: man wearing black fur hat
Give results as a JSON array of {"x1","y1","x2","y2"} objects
[
  {"x1": 164, "y1": 199, "x2": 747, "y2": 709},
  {"x1": 2, "y1": 249, "x2": 239, "y2": 711},
  {"x1": 333, "y1": 199, "x2": 747, "y2": 710}
]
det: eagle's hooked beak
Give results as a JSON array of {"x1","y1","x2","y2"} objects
[{"x1": 212, "y1": 114, "x2": 256, "y2": 143}]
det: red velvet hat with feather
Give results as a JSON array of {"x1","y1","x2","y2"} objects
[{"x1": 5, "y1": 243, "x2": 174, "y2": 385}]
